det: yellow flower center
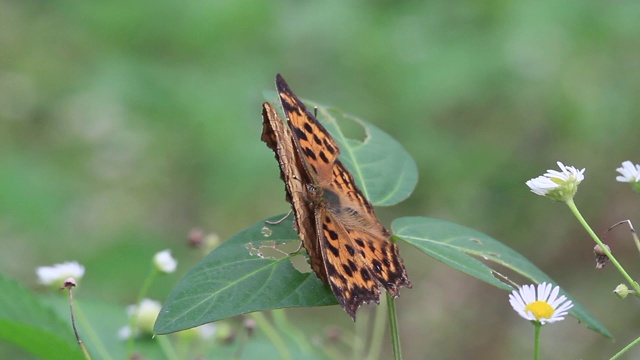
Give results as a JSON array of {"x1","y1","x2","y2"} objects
[{"x1": 525, "y1": 301, "x2": 554, "y2": 320}]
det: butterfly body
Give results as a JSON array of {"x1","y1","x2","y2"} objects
[{"x1": 261, "y1": 74, "x2": 411, "y2": 319}]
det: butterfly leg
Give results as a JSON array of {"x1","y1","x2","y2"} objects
[{"x1": 265, "y1": 210, "x2": 293, "y2": 225}]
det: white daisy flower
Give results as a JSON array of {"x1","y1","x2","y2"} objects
[
  {"x1": 616, "y1": 161, "x2": 640, "y2": 183},
  {"x1": 153, "y1": 249, "x2": 177, "y2": 274},
  {"x1": 118, "y1": 298, "x2": 162, "y2": 340},
  {"x1": 509, "y1": 282, "x2": 574, "y2": 325},
  {"x1": 36, "y1": 261, "x2": 85, "y2": 287},
  {"x1": 526, "y1": 161, "x2": 585, "y2": 202}
]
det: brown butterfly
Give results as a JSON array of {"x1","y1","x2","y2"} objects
[{"x1": 261, "y1": 74, "x2": 411, "y2": 320}]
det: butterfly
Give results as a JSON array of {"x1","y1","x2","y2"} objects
[{"x1": 261, "y1": 74, "x2": 411, "y2": 320}]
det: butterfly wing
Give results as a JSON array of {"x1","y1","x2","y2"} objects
[
  {"x1": 324, "y1": 160, "x2": 411, "y2": 297},
  {"x1": 274, "y1": 74, "x2": 411, "y2": 319},
  {"x1": 275, "y1": 74, "x2": 339, "y2": 184},
  {"x1": 261, "y1": 102, "x2": 327, "y2": 283}
]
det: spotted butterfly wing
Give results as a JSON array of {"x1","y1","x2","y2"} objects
[
  {"x1": 261, "y1": 102, "x2": 327, "y2": 283},
  {"x1": 262, "y1": 74, "x2": 411, "y2": 319}
]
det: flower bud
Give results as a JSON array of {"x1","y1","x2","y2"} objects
[{"x1": 594, "y1": 244, "x2": 611, "y2": 269}]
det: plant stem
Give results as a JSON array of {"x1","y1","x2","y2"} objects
[
  {"x1": 251, "y1": 312, "x2": 291, "y2": 360},
  {"x1": 610, "y1": 334, "x2": 640, "y2": 360},
  {"x1": 565, "y1": 199, "x2": 640, "y2": 294},
  {"x1": 66, "y1": 286, "x2": 92, "y2": 360},
  {"x1": 156, "y1": 335, "x2": 178, "y2": 360},
  {"x1": 127, "y1": 267, "x2": 159, "y2": 356},
  {"x1": 533, "y1": 322, "x2": 541, "y2": 360},
  {"x1": 353, "y1": 307, "x2": 368, "y2": 360},
  {"x1": 367, "y1": 295, "x2": 387, "y2": 360},
  {"x1": 74, "y1": 301, "x2": 113, "y2": 360},
  {"x1": 386, "y1": 293, "x2": 402, "y2": 360}
]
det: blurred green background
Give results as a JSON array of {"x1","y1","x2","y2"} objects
[{"x1": 2, "y1": 0, "x2": 640, "y2": 358}]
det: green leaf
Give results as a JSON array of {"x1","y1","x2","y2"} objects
[
  {"x1": 263, "y1": 87, "x2": 418, "y2": 207},
  {"x1": 314, "y1": 106, "x2": 418, "y2": 206},
  {"x1": 155, "y1": 215, "x2": 337, "y2": 334},
  {"x1": 392, "y1": 216, "x2": 612, "y2": 338},
  {"x1": 0, "y1": 274, "x2": 84, "y2": 360}
]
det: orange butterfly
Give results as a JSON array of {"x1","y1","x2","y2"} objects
[{"x1": 261, "y1": 74, "x2": 411, "y2": 319}]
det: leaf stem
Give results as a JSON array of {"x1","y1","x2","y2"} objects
[{"x1": 386, "y1": 293, "x2": 402, "y2": 360}]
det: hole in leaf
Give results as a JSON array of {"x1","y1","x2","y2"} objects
[
  {"x1": 245, "y1": 241, "x2": 289, "y2": 260},
  {"x1": 289, "y1": 253, "x2": 312, "y2": 274},
  {"x1": 261, "y1": 226, "x2": 272, "y2": 237},
  {"x1": 245, "y1": 241, "x2": 312, "y2": 273}
]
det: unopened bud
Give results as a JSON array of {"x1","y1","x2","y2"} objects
[
  {"x1": 594, "y1": 244, "x2": 611, "y2": 269},
  {"x1": 61, "y1": 277, "x2": 77, "y2": 290},
  {"x1": 613, "y1": 284, "x2": 633, "y2": 299},
  {"x1": 243, "y1": 318, "x2": 256, "y2": 338},
  {"x1": 187, "y1": 228, "x2": 205, "y2": 248}
]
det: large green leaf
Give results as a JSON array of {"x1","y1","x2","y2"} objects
[
  {"x1": 314, "y1": 106, "x2": 418, "y2": 206},
  {"x1": 392, "y1": 216, "x2": 612, "y2": 338},
  {"x1": 263, "y1": 88, "x2": 418, "y2": 206},
  {"x1": 0, "y1": 274, "x2": 84, "y2": 360},
  {"x1": 155, "y1": 215, "x2": 337, "y2": 334}
]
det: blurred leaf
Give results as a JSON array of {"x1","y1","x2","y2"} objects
[
  {"x1": 0, "y1": 274, "x2": 83, "y2": 360},
  {"x1": 155, "y1": 215, "x2": 337, "y2": 334},
  {"x1": 44, "y1": 295, "x2": 157, "y2": 360},
  {"x1": 392, "y1": 216, "x2": 612, "y2": 338}
]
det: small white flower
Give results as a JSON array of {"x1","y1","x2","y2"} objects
[
  {"x1": 119, "y1": 298, "x2": 162, "y2": 339},
  {"x1": 196, "y1": 323, "x2": 217, "y2": 339},
  {"x1": 117, "y1": 325, "x2": 133, "y2": 340},
  {"x1": 616, "y1": 161, "x2": 640, "y2": 183},
  {"x1": 36, "y1": 261, "x2": 85, "y2": 287},
  {"x1": 153, "y1": 249, "x2": 177, "y2": 274},
  {"x1": 509, "y1": 282, "x2": 574, "y2": 325},
  {"x1": 526, "y1": 161, "x2": 585, "y2": 202}
]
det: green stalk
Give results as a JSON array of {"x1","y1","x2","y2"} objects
[
  {"x1": 565, "y1": 199, "x2": 640, "y2": 294},
  {"x1": 386, "y1": 293, "x2": 402, "y2": 360},
  {"x1": 533, "y1": 322, "x2": 541, "y2": 360},
  {"x1": 251, "y1": 312, "x2": 291, "y2": 360},
  {"x1": 156, "y1": 335, "x2": 178, "y2": 360},
  {"x1": 73, "y1": 302, "x2": 111, "y2": 360},
  {"x1": 352, "y1": 307, "x2": 369, "y2": 360},
  {"x1": 366, "y1": 295, "x2": 388, "y2": 360},
  {"x1": 610, "y1": 334, "x2": 640, "y2": 360},
  {"x1": 127, "y1": 267, "x2": 159, "y2": 355}
]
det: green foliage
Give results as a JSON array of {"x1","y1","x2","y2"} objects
[
  {"x1": 157, "y1": 104, "x2": 610, "y2": 342},
  {"x1": 0, "y1": 275, "x2": 83, "y2": 360},
  {"x1": 4, "y1": 1, "x2": 639, "y2": 356},
  {"x1": 312, "y1": 106, "x2": 419, "y2": 206},
  {"x1": 392, "y1": 216, "x2": 612, "y2": 338},
  {"x1": 154, "y1": 215, "x2": 336, "y2": 335}
]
